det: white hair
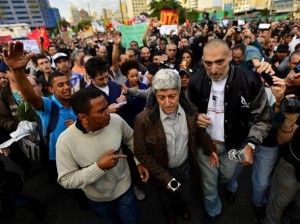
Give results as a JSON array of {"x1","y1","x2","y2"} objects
[{"x1": 152, "y1": 69, "x2": 181, "y2": 93}]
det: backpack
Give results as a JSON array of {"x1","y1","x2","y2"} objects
[{"x1": 37, "y1": 101, "x2": 59, "y2": 149}]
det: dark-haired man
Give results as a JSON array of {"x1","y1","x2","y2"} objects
[
  {"x1": 3, "y1": 42, "x2": 76, "y2": 181},
  {"x1": 85, "y1": 56, "x2": 127, "y2": 113},
  {"x1": 34, "y1": 54, "x2": 53, "y2": 96},
  {"x1": 56, "y1": 88, "x2": 149, "y2": 224}
]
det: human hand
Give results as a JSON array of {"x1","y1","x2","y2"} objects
[
  {"x1": 113, "y1": 32, "x2": 122, "y2": 45},
  {"x1": 0, "y1": 148, "x2": 10, "y2": 156},
  {"x1": 196, "y1": 113, "x2": 212, "y2": 128},
  {"x1": 65, "y1": 119, "x2": 75, "y2": 128},
  {"x1": 97, "y1": 149, "x2": 127, "y2": 170},
  {"x1": 209, "y1": 152, "x2": 219, "y2": 167},
  {"x1": 108, "y1": 103, "x2": 120, "y2": 113},
  {"x1": 116, "y1": 94, "x2": 126, "y2": 104},
  {"x1": 3, "y1": 41, "x2": 35, "y2": 72},
  {"x1": 240, "y1": 145, "x2": 254, "y2": 165},
  {"x1": 137, "y1": 164, "x2": 149, "y2": 183},
  {"x1": 270, "y1": 77, "x2": 286, "y2": 102},
  {"x1": 121, "y1": 84, "x2": 128, "y2": 94}
]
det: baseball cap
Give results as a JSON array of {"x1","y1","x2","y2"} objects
[
  {"x1": 245, "y1": 46, "x2": 262, "y2": 62},
  {"x1": 179, "y1": 68, "x2": 193, "y2": 76},
  {"x1": 0, "y1": 61, "x2": 10, "y2": 72},
  {"x1": 53, "y1": 52, "x2": 69, "y2": 63}
]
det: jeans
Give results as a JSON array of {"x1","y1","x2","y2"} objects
[
  {"x1": 264, "y1": 158, "x2": 300, "y2": 224},
  {"x1": 89, "y1": 186, "x2": 138, "y2": 224},
  {"x1": 227, "y1": 145, "x2": 278, "y2": 206},
  {"x1": 157, "y1": 159, "x2": 192, "y2": 219},
  {"x1": 197, "y1": 143, "x2": 237, "y2": 217}
]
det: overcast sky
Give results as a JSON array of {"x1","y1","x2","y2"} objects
[{"x1": 49, "y1": 0, "x2": 120, "y2": 21}]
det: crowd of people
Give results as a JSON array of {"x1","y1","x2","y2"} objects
[{"x1": 0, "y1": 16, "x2": 300, "y2": 224}]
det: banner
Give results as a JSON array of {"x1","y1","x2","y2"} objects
[
  {"x1": 160, "y1": 10, "x2": 178, "y2": 25},
  {"x1": 91, "y1": 20, "x2": 105, "y2": 32},
  {"x1": 118, "y1": 23, "x2": 147, "y2": 49},
  {"x1": 20, "y1": 40, "x2": 40, "y2": 54},
  {"x1": 0, "y1": 35, "x2": 12, "y2": 44},
  {"x1": 159, "y1": 25, "x2": 178, "y2": 35}
]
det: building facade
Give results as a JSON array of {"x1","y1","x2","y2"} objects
[
  {"x1": 0, "y1": 0, "x2": 59, "y2": 28},
  {"x1": 126, "y1": 0, "x2": 149, "y2": 18}
]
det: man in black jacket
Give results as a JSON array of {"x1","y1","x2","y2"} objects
[{"x1": 188, "y1": 39, "x2": 271, "y2": 223}]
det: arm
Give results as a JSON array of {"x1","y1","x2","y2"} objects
[
  {"x1": 142, "y1": 22, "x2": 151, "y2": 47},
  {"x1": 112, "y1": 33, "x2": 121, "y2": 73},
  {"x1": 3, "y1": 42, "x2": 44, "y2": 110},
  {"x1": 134, "y1": 112, "x2": 173, "y2": 186},
  {"x1": 127, "y1": 87, "x2": 151, "y2": 98},
  {"x1": 277, "y1": 116, "x2": 299, "y2": 144},
  {"x1": 0, "y1": 97, "x2": 18, "y2": 131},
  {"x1": 57, "y1": 136, "x2": 126, "y2": 189}
]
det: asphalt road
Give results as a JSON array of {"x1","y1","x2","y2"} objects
[{"x1": 1, "y1": 155, "x2": 299, "y2": 224}]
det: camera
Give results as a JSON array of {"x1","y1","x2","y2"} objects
[
  {"x1": 261, "y1": 71, "x2": 274, "y2": 86},
  {"x1": 235, "y1": 26, "x2": 242, "y2": 33},
  {"x1": 280, "y1": 98, "x2": 300, "y2": 113},
  {"x1": 159, "y1": 61, "x2": 175, "y2": 69},
  {"x1": 294, "y1": 64, "x2": 300, "y2": 73}
]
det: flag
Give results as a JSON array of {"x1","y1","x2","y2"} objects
[
  {"x1": 40, "y1": 26, "x2": 50, "y2": 49},
  {"x1": 27, "y1": 27, "x2": 40, "y2": 44},
  {"x1": 186, "y1": 19, "x2": 191, "y2": 28}
]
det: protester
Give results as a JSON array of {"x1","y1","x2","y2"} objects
[{"x1": 56, "y1": 88, "x2": 149, "y2": 224}]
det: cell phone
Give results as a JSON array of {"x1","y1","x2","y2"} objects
[
  {"x1": 232, "y1": 20, "x2": 238, "y2": 26},
  {"x1": 116, "y1": 101, "x2": 127, "y2": 108},
  {"x1": 261, "y1": 71, "x2": 274, "y2": 86}
]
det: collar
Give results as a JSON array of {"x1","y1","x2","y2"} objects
[
  {"x1": 51, "y1": 95, "x2": 65, "y2": 109},
  {"x1": 159, "y1": 104, "x2": 184, "y2": 121},
  {"x1": 75, "y1": 118, "x2": 89, "y2": 134}
]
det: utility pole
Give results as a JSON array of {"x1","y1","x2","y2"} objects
[
  {"x1": 87, "y1": 2, "x2": 92, "y2": 19},
  {"x1": 119, "y1": 0, "x2": 124, "y2": 23}
]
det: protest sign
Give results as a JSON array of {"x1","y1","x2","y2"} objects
[
  {"x1": 118, "y1": 23, "x2": 147, "y2": 49},
  {"x1": 159, "y1": 25, "x2": 178, "y2": 35},
  {"x1": 160, "y1": 10, "x2": 179, "y2": 25},
  {"x1": 20, "y1": 40, "x2": 40, "y2": 54}
]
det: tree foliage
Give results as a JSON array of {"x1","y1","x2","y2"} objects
[{"x1": 149, "y1": 0, "x2": 183, "y2": 18}]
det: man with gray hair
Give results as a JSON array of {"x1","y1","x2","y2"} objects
[{"x1": 134, "y1": 69, "x2": 218, "y2": 224}]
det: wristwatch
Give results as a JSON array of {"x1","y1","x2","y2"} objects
[
  {"x1": 247, "y1": 142, "x2": 256, "y2": 152},
  {"x1": 168, "y1": 178, "x2": 181, "y2": 192}
]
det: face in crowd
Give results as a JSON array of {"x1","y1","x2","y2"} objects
[{"x1": 202, "y1": 40, "x2": 231, "y2": 82}]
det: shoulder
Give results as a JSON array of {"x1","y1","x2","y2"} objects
[{"x1": 72, "y1": 72, "x2": 83, "y2": 78}]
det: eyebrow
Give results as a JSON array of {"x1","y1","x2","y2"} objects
[{"x1": 203, "y1": 59, "x2": 226, "y2": 63}]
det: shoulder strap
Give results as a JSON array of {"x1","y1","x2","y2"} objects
[
  {"x1": 79, "y1": 77, "x2": 85, "y2": 90},
  {"x1": 47, "y1": 101, "x2": 59, "y2": 134}
]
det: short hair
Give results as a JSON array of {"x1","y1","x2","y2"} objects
[
  {"x1": 289, "y1": 50, "x2": 300, "y2": 62},
  {"x1": 152, "y1": 69, "x2": 181, "y2": 93},
  {"x1": 70, "y1": 88, "x2": 108, "y2": 115},
  {"x1": 203, "y1": 39, "x2": 230, "y2": 55},
  {"x1": 232, "y1": 43, "x2": 246, "y2": 54},
  {"x1": 48, "y1": 44, "x2": 57, "y2": 50},
  {"x1": 33, "y1": 54, "x2": 49, "y2": 65},
  {"x1": 85, "y1": 56, "x2": 109, "y2": 79},
  {"x1": 120, "y1": 60, "x2": 139, "y2": 76},
  {"x1": 48, "y1": 71, "x2": 66, "y2": 87}
]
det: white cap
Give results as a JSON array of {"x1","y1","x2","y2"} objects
[{"x1": 53, "y1": 52, "x2": 69, "y2": 63}]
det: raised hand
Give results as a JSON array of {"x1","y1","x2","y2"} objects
[{"x1": 3, "y1": 41, "x2": 35, "y2": 71}]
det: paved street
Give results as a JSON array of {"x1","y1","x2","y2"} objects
[{"x1": 1, "y1": 155, "x2": 299, "y2": 224}]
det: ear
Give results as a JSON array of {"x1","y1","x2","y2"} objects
[
  {"x1": 77, "y1": 113, "x2": 88, "y2": 123},
  {"x1": 48, "y1": 86, "x2": 54, "y2": 93}
]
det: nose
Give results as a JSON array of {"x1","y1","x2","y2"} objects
[
  {"x1": 211, "y1": 63, "x2": 218, "y2": 73},
  {"x1": 165, "y1": 97, "x2": 171, "y2": 106}
]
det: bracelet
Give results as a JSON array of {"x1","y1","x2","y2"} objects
[{"x1": 280, "y1": 126, "x2": 293, "y2": 133}]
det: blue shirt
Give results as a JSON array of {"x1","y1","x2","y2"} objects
[{"x1": 36, "y1": 95, "x2": 77, "y2": 160}]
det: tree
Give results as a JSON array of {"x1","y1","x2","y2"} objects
[
  {"x1": 149, "y1": 0, "x2": 183, "y2": 19},
  {"x1": 186, "y1": 9, "x2": 199, "y2": 23},
  {"x1": 260, "y1": 8, "x2": 270, "y2": 17}
]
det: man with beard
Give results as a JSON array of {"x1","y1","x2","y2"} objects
[{"x1": 188, "y1": 39, "x2": 271, "y2": 223}]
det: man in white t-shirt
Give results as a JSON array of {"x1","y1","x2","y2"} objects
[{"x1": 188, "y1": 39, "x2": 271, "y2": 223}]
